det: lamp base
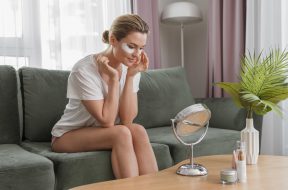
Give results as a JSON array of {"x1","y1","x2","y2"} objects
[{"x1": 176, "y1": 163, "x2": 208, "y2": 176}]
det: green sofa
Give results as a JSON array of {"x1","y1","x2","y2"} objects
[{"x1": 0, "y1": 65, "x2": 262, "y2": 190}]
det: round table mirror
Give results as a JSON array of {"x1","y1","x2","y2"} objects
[{"x1": 171, "y1": 103, "x2": 211, "y2": 176}]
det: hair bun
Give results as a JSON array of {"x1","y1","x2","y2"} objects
[{"x1": 102, "y1": 30, "x2": 109, "y2": 44}]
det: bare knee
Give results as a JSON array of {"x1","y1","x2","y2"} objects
[
  {"x1": 113, "y1": 125, "x2": 133, "y2": 147},
  {"x1": 126, "y1": 124, "x2": 150, "y2": 143}
]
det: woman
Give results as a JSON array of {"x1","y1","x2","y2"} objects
[{"x1": 51, "y1": 14, "x2": 158, "y2": 179}]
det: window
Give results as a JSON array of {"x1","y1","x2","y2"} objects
[
  {"x1": 0, "y1": 0, "x2": 131, "y2": 70},
  {"x1": 0, "y1": 0, "x2": 40, "y2": 68}
]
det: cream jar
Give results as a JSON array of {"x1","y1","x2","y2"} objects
[{"x1": 220, "y1": 169, "x2": 237, "y2": 184}]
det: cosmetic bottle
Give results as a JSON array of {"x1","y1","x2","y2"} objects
[
  {"x1": 236, "y1": 141, "x2": 247, "y2": 183},
  {"x1": 232, "y1": 150, "x2": 237, "y2": 169}
]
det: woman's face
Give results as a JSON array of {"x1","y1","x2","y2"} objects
[{"x1": 113, "y1": 32, "x2": 147, "y2": 67}]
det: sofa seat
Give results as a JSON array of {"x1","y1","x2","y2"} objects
[
  {"x1": 147, "y1": 126, "x2": 240, "y2": 163},
  {"x1": 0, "y1": 144, "x2": 54, "y2": 190},
  {"x1": 21, "y1": 142, "x2": 173, "y2": 190}
]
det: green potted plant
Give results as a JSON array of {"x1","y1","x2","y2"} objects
[{"x1": 215, "y1": 48, "x2": 288, "y2": 164}]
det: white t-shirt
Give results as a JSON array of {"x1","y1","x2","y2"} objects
[{"x1": 51, "y1": 55, "x2": 141, "y2": 137}]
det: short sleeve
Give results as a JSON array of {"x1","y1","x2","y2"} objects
[
  {"x1": 133, "y1": 72, "x2": 141, "y2": 93},
  {"x1": 67, "y1": 69, "x2": 104, "y2": 100}
]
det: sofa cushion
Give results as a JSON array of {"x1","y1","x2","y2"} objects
[
  {"x1": 0, "y1": 144, "x2": 54, "y2": 190},
  {"x1": 19, "y1": 67, "x2": 69, "y2": 141},
  {"x1": 21, "y1": 142, "x2": 173, "y2": 190},
  {"x1": 147, "y1": 126, "x2": 240, "y2": 163},
  {"x1": 0, "y1": 66, "x2": 20, "y2": 144},
  {"x1": 135, "y1": 67, "x2": 194, "y2": 128}
]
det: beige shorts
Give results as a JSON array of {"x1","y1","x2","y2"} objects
[{"x1": 51, "y1": 136, "x2": 58, "y2": 146}]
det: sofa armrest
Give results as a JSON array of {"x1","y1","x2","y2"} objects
[{"x1": 194, "y1": 98, "x2": 263, "y2": 138}]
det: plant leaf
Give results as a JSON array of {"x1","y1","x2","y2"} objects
[
  {"x1": 259, "y1": 100, "x2": 283, "y2": 116},
  {"x1": 240, "y1": 91, "x2": 260, "y2": 102},
  {"x1": 262, "y1": 88, "x2": 288, "y2": 103},
  {"x1": 214, "y1": 82, "x2": 243, "y2": 107},
  {"x1": 216, "y1": 48, "x2": 288, "y2": 117},
  {"x1": 253, "y1": 104, "x2": 272, "y2": 115},
  {"x1": 267, "y1": 93, "x2": 288, "y2": 103}
]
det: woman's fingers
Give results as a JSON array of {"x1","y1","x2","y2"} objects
[
  {"x1": 96, "y1": 55, "x2": 118, "y2": 79},
  {"x1": 97, "y1": 56, "x2": 110, "y2": 70},
  {"x1": 140, "y1": 52, "x2": 149, "y2": 70},
  {"x1": 98, "y1": 56, "x2": 109, "y2": 65}
]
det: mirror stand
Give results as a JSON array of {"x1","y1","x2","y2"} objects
[
  {"x1": 176, "y1": 144, "x2": 208, "y2": 176},
  {"x1": 171, "y1": 104, "x2": 210, "y2": 177}
]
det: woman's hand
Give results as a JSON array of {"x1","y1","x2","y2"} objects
[
  {"x1": 96, "y1": 55, "x2": 119, "y2": 81},
  {"x1": 127, "y1": 52, "x2": 149, "y2": 77}
]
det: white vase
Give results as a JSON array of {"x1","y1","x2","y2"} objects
[{"x1": 240, "y1": 118, "x2": 259, "y2": 164}]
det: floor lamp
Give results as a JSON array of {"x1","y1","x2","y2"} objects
[{"x1": 161, "y1": 2, "x2": 202, "y2": 68}]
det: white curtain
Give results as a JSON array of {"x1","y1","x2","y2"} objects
[
  {"x1": 0, "y1": 0, "x2": 131, "y2": 70},
  {"x1": 246, "y1": 0, "x2": 288, "y2": 155}
]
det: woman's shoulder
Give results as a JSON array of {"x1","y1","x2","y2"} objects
[
  {"x1": 71, "y1": 54, "x2": 99, "y2": 73},
  {"x1": 69, "y1": 54, "x2": 104, "y2": 83}
]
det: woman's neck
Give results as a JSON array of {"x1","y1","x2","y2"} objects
[{"x1": 103, "y1": 46, "x2": 121, "y2": 70}]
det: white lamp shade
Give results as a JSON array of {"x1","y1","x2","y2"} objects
[{"x1": 161, "y1": 2, "x2": 202, "y2": 25}]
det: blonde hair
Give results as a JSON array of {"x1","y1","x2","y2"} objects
[{"x1": 102, "y1": 14, "x2": 149, "y2": 44}]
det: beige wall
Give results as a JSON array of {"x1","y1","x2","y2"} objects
[{"x1": 158, "y1": 0, "x2": 209, "y2": 98}]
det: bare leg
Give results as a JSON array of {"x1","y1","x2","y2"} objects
[
  {"x1": 110, "y1": 126, "x2": 139, "y2": 178},
  {"x1": 125, "y1": 123, "x2": 158, "y2": 175},
  {"x1": 111, "y1": 148, "x2": 121, "y2": 178},
  {"x1": 52, "y1": 125, "x2": 139, "y2": 178}
]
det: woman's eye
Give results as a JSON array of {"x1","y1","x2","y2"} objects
[{"x1": 128, "y1": 45, "x2": 134, "y2": 49}]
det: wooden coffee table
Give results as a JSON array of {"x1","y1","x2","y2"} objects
[{"x1": 71, "y1": 155, "x2": 288, "y2": 190}]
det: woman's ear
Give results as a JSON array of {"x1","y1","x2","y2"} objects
[{"x1": 109, "y1": 34, "x2": 118, "y2": 46}]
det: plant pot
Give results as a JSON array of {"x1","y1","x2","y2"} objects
[{"x1": 240, "y1": 118, "x2": 259, "y2": 164}]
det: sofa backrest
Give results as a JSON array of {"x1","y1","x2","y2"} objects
[
  {"x1": 19, "y1": 67, "x2": 69, "y2": 141},
  {"x1": 0, "y1": 66, "x2": 20, "y2": 144},
  {"x1": 19, "y1": 66, "x2": 194, "y2": 141},
  {"x1": 194, "y1": 98, "x2": 263, "y2": 131},
  {"x1": 135, "y1": 67, "x2": 195, "y2": 128}
]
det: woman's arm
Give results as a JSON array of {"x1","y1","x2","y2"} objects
[
  {"x1": 119, "y1": 76, "x2": 138, "y2": 124},
  {"x1": 82, "y1": 78, "x2": 119, "y2": 127},
  {"x1": 82, "y1": 55, "x2": 120, "y2": 127},
  {"x1": 119, "y1": 52, "x2": 149, "y2": 124}
]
